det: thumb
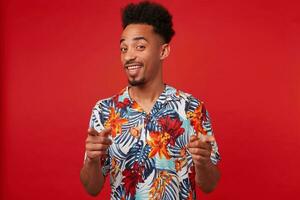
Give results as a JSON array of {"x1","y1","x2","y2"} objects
[
  {"x1": 100, "y1": 127, "x2": 112, "y2": 137},
  {"x1": 189, "y1": 135, "x2": 198, "y2": 143},
  {"x1": 200, "y1": 135, "x2": 215, "y2": 143}
]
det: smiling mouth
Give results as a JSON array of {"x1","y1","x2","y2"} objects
[{"x1": 125, "y1": 64, "x2": 143, "y2": 70}]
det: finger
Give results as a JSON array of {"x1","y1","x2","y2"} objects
[
  {"x1": 87, "y1": 150, "x2": 108, "y2": 156},
  {"x1": 88, "y1": 127, "x2": 112, "y2": 136},
  {"x1": 191, "y1": 154, "x2": 211, "y2": 165},
  {"x1": 188, "y1": 140, "x2": 212, "y2": 151},
  {"x1": 200, "y1": 135, "x2": 215, "y2": 143},
  {"x1": 86, "y1": 136, "x2": 112, "y2": 145},
  {"x1": 187, "y1": 135, "x2": 198, "y2": 148},
  {"x1": 188, "y1": 139, "x2": 201, "y2": 148},
  {"x1": 96, "y1": 136, "x2": 112, "y2": 145},
  {"x1": 191, "y1": 154, "x2": 208, "y2": 161},
  {"x1": 99, "y1": 128, "x2": 112, "y2": 137},
  {"x1": 189, "y1": 135, "x2": 198, "y2": 143},
  {"x1": 88, "y1": 128, "x2": 99, "y2": 136},
  {"x1": 86, "y1": 148, "x2": 110, "y2": 159},
  {"x1": 189, "y1": 147, "x2": 211, "y2": 157},
  {"x1": 86, "y1": 143, "x2": 110, "y2": 151},
  {"x1": 86, "y1": 151, "x2": 102, "y2": 159}
]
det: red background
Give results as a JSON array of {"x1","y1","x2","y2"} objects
[{"x1": 1, "y1": 0, "x2": 300, "y2": 199}]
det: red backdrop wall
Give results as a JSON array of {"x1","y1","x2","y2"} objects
[{"x1": 1, "y1": 0, "x2": 300, "y2": 199}]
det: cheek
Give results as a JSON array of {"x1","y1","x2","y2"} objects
[
  {"x1": 144, "y1": 51, "x2": 160, "y2": 65},
  {"x1": 120, "y1": 54, "x2": 125, "y2": 63}
]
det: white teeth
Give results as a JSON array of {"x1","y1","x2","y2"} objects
[{"x1": 128, "y1": 65, "x2": 142, "y2": 70}]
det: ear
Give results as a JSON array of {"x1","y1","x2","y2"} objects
[{"x1": 160, "y1": 44, "x2": 170, "y2": 60}]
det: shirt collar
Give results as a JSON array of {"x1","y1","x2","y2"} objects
[
  {"x1": 117, "y1": 84, "x2": 178, "y2": 114},
  {"x1": 121, "y1": 84, "x2": 177, "y2": 102}
]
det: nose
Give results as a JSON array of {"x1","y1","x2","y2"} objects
[{"x1": 123, "y1": 48, "x2": 137, "y2": 62}]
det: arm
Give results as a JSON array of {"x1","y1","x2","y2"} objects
[
  {"x1": 194, "y1": 158, "x2": 220, "y2": 193},
  {"x1": 188, "y1": 135, "x2": 220, "y2": 193},
  {"x1": 80, "y1": 128, "x2": 112, "y2": 196},
  {"x1": 80, "y1": 158, "x2": 106, "y2": 196},
  {"x1": 186, "y1": 99, "x2": 221, "y2": 192}
]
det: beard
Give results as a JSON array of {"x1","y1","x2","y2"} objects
[{"x1": 128, "y1": 77, "x2": 146, "y2": 86}]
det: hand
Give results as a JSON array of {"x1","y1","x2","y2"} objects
[
  {"x1": 85, "y1": 128, "x2": 112, "y2": 163},
  {"x1": 187, "y1": 135, "x2": 215, "y2": 167}
]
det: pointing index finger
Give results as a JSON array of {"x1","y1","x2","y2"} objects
[
  {"x1": 88, "y1": 127, "x2": 112, "y2": 137},
  {"x1": 99, "y1": 128, "x2": 112, "y2": 137},
  {"x1": 88, "y1": 128, "x2": 99, "y2": 136},
  {"x1": 189, "y1": 135, "x2": 198, "y2": 142},
  {"x1": 200, "y1": 135, "x2": 215, "y2": 143}
]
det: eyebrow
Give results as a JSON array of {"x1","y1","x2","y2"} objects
[{"x1": 120, "y1": 36, "x2": 148, "y2": 44}]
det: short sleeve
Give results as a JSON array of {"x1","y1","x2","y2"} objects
[
  {"x1": 186, "y1": 97, "x2": 221, "y2": 165},
  {"x1": 203, "y1": 109, "x2": 221, "y2": 165},
  {"x1": 88, "y1": 101, "x2": 105, "y2": 132},
  {"x1": 84, "y1": 101, "x2": 111, "y2": 177}
]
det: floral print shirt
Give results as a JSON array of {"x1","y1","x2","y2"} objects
[{"x1": 88, "y1": 85, "x2": 220, "y2": 200}]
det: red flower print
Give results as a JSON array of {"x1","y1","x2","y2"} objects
[
  {"x1": 116, "y1": 98, "x2": 131, "y2": 109},
  {"x1": 158, "y1": 116, "x2": 185, "y2": 146},
  {"x1": 147, "y1": 116, "x2": 184, "y2": 159},
  {"x1": 122, "y1": 162, "x2": 144, "y2": 197}
]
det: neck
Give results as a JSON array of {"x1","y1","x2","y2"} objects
[{"x1": 129, "y1": 79, "x2": 165, "y2": 103}]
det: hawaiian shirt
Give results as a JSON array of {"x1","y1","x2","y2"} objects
[{"x1": 88, "y1": 85, "x2": 220, "y2": 200}]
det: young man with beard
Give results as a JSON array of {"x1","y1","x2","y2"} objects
[{"x1": 80, "y1": 1, "x2": 221, "y2": 199}]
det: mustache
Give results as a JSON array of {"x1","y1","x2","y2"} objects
[{"x1": 124, "y1": 61, "x2": 143, "y2": 67}]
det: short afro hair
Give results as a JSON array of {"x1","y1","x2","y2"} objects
[{"x1": 121, "y1": 1, "x2": 175, "y2": 43}]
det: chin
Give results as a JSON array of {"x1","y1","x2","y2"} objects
[{"x1": 128, "y1": 78, "x2": 146, "y2": 86}]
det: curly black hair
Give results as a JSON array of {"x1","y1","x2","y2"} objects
[{"x1": 121, "y1": 1, "x2": 175, "y2": 43}]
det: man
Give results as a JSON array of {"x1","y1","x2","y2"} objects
[{"x1": 80, "y1": 1, "x2": 220, "y2": 199}]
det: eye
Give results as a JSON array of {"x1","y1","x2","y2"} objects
[
  {"x1": 120, "y1": 47, "x2": 127, "y2": 53},
  {"x1": 136, "y1": 45, "x2": 145, "y2": 51}
]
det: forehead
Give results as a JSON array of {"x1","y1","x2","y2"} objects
[{"x1": 120, "y1": 24, "x2": 162, "y2": 43}]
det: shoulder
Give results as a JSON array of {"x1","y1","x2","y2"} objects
[
  {"x1": 166, "y1": 85, "x2": 205, "y2": 109},
  {"x1": 92, "y1": 87, "x2": 128, "y2": 111}
]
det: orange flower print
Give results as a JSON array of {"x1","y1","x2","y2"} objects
[
  {"x1": 176, "y1": 90, "x2": 180, "y2": 97},
  {"x1": 147, "y1": 131, "x2": 171, "y2": 159},
  {"x1": 175, "y1": 147, "x2": 188, "y2": 172},
  {"x1": 111, "y1": 157, "x2": 120, "y2": 181},
  {"x1": 187, "y1": 103, "x2": 208, "y2": 136},
  {"x1": 131, "y1": 101, "x2": 143, "y2": 112},
  {"x1": 180, "y1": 146, "x2": 187, "y2": 157},
  {"x1": 149, "y1": 171, "x2": 173, "y2": 200},
  {"x1": 175, "y1": 158, "x2": 187, "y2": 172},
  {"x1": 187, "y1": 191, "x2": 194, "y2": 200},
  {"x1": 148, "y1": 116, "x2": 184, "y2": 159},
  {"x1": 130, "y1": 126, "x2": 141, "y2": 138},
  {"x1": 104, "y1": 107, "x2": 128, "y2": 138}
]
